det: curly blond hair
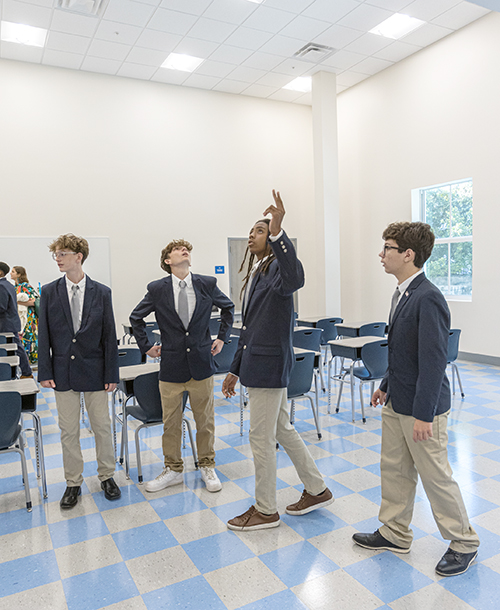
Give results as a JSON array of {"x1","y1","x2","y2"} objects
[
  {"x1": 160, "y1": 239, "x2": 193, "y2": 274},
  {"x1": 48, "y1": 234, "x2": 90, "y2": 263}
]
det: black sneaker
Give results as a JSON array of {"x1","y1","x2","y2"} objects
[
  {"x1": 352, "y1": 530, "x2": 410, "y2": 554},
  {"x1": 435, "y1": 548, "x2": 478, "y2": 577}
]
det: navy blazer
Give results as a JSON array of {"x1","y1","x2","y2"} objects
[
  {"x1": 0, "y1": 277, "x2": 21, "y2": 333},
  {"x1": 379, "y1": 273, "x2": 451, "y2": 422},
  {"x1": 230, "y1": 231, "x2": 304, "y2": 388},
  {"x1": 130, "y1": 274, "x2": 234, "y2": 383},
  {"x1": 38, "y1": 276, "x2": 119, "y2": 392}
]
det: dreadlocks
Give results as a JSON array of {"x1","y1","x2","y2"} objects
[{"x1": 239, "y1": 219, "x2": 276, "y2": 299}]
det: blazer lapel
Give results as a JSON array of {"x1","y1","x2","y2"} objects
[
  {"x1": 243, "y1": 272, "x2": 260, "y2": 322},
  {"x1": 164, "y1": 276, "x2": 183, "y2": 328},
  {"x1": 190, "y1": 275, "x2": 202, "y2": 327},
  {"x1": 56, "y1": 277, "x2": 74, "y2": 331},
  {"x1": 389, "y1": 273, "x2": 426, "y2": 330},
  {"x1": 80, "y1": 276, "x2": 95, "y2": 332}
]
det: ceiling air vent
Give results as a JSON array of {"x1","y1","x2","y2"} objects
[
  {"x1": 56, "y1": 0, "x2": 110, "y2": 17},
  {"x1": 294, "y1": 43, "x2": 336, "y2": 63}
]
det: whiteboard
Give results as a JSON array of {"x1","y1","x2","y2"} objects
[{"x1": 0, "y1": 236, "x2": 111, "y2": 292}]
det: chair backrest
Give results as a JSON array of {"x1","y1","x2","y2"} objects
[
  {"x1": 0, "y1": 362, "x2": 12, "y2": 381},
  {"x1": 316, "y1": 317, "x2": 343, "y2": 344},
  {"x1": 0, "y1": 391, "x2": 22, "y2": 450},
  {"x1": 359, "y1": 340, "x2": 389, "y2": 379},
  {"x1": 0, "y1": 336, "x2": 7, "y2": 344},
  {"x1": 209, "y1": 317, "x2": 221, "y2": 336},
  {"x1": 214, "y1": 336, "x2": 239, "y2": 374},
  {"x1": 359, "y1": 322, "x2": 386, "y2": 337},
  {"x1": 0, "y1": 348, "x2": 7, "y2": 356},
  {"x1": 447, "y1": 329, "x2": 461, "y2": 364},
  {"x1": 117, "y1": 348, "x2": 144, "y2": 367},
  {"x1": 145, "y1": 321, "x2": 159, "y2": 346},
  {"x1": 133, "y1": 372, "x2": 163, "y2": 421},
  {"x1": 287, "y1": 351, "x2": 315, "y2": 399},
  {"x1": 293, "y1": 328, "x2": 322, "y2": 352}
]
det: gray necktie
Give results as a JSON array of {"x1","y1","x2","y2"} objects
[
  {"x1": 389, "y1": 287, "x2": 400, "y2": 325},
  {"x1": 70, "y1": 284, "x2": 81, "y2": 334},
  {"x1": 178, "y1": 280, "x2": 189, "y2": 329}
]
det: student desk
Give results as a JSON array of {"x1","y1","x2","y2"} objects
[
  {"x1": 0, "y1": 331, "x2": 15, "y2": 343},
  {"x1": 0, "y1": 342, "x2": 17, "y2": 354},
  {"x1": 0, "y1": 355, "x2": 19, "y2": 379},
  {"x1": 335, "y1": 321, "x2": 387, "y2": 338}
]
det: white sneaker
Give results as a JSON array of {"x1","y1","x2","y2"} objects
[
  {"x1": 145, "y1": 467, "x2": 183, "y2": 493},
  {"x1": 200, "y1": 467, "x2": 222, "y2": 493}
]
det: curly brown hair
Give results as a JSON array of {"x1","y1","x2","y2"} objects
[
  {"x1": 382, "y1": 222, "x2": 435, "y2": 269},
  {"x1": 160, "y1": 239, "x2": 193, "y2": 274},
  {"x1": 48, "y1": 234, "x2": 90, "y2": 263}
]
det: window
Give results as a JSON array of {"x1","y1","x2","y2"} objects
[{"x1": 413, "y1": 179, "x2": 473, "y2": 299}]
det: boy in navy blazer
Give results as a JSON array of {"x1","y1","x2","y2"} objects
[
  {"x1": 130, "y1": 239, "x2": 234, "y2": 493},
  {"x1": 352, "y1": 222, "x2": 479, "y2": 576},
  {"x1": 222, "y1": 191, "x2": 333, "y2": 531},
  {"x1": 38, "y1": 234, "x2": 120, "y2": 509}
]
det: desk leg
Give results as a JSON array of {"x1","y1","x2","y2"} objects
[
  {"x1": 32, "y1": 412, "x2": 48, "y2": 499},
  {"x1": 314, "y1": 370, "x2": 322, "y2": 439},
  {"x1": 350, "y1": 362, "x2": 356, "y2": 423}
]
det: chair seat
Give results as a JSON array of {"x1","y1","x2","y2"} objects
[
  {"x1": 352, "y1": 366, "x2": 371, "y2": 380},
  {"x1": 126, "y1": 405, "x2": 162, "y2": 424}
]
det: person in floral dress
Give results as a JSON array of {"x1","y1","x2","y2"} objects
[{"x1": 11, "y1": 266, "x2": 38, "y2": 364}]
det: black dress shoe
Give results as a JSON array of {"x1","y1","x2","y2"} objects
[
  {"x1": 60, "y1": 486, "x2": 81, "y2": 509},
  {"x1": 352, "y1": 530, "x2": 410, "y2": 554},
  {"x1": 101, "y1": 477, "x2": 121, "y2": 501},
  {"x1": 435, "y1": 547, "x2": 478, "y2": 576}
]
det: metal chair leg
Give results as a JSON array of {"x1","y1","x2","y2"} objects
[
  {"x1": 183, "y1": 418, "x2": 198, "y2": 469},
  {"x1": 17, "y1": 434, "x2": 32, "y2": 512},
  {"x1": 452, "y1": 363, "x2": 465, "y2": 398},
  {"x1": 358, "y1": 381, "x2": 366, "y2": 423}
]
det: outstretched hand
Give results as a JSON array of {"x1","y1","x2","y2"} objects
[{"x1": 263, "y1": 190, "x2": 285, "y2": 236}]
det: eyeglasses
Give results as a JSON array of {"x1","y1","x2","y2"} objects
[
  {"x1": 52, "y1": 251, "x2": 77, "y2": 260},
  {"x1": 382, "y1": 244, "x2": 404, "y2": 255}
]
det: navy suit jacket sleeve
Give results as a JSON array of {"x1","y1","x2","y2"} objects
[
  {"x1": 212, "y1": 284, "x2": 234, "y2": 343},
  {"x1": 129, "y1": 286, "x2": 156, "y2": 355},
  {"x1": 37, "y1": 288, "x2": 53, "y2": 382}
]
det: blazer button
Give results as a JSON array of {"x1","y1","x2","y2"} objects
[
  {"x1": 72, "y1": 338, "x2": 76, "y2": 343},
  {"x1": 71, "y1": 355, "x2": 75, "y2": 360},
  {"x1": 185, "y1": 332, "x2": 189, "y2": 336},
  {"x1": 242, "y1": 326, "x2": 246, "y2": 331},
  {"x1": 283, "y1": 249, "x2": 287, "y2": 253},
  {"x1": 187, "y1": 348, "x2": 191, "y2": 352}
]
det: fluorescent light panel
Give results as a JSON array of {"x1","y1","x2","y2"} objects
[
  {"x1": 161, "y1": 53, "x2": 204, "y2": 72},
  {"x1": 283, "y1": 76, "x2": 311, "y2": 93},
  {"x1": 370, "y1": 13, "x2": 425, "y2": 39},
  {"x1": 1, "y1": 21, "x2": 48, "y2": 47},
  {"x1": 246, "y1": 0, "x2": 265, "y2": 4}
]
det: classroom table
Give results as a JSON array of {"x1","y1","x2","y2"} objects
[
  {"x1": 335, "y1": 321, "x2": 387, "y2": 338},
  {"x1": 0, "y1": 342, "x2": 17, "y2": 353},
  {"x1": 327, "y1": 336, "x2": 384, "y2": 423},
  {"x1": 0, "y1": 355, "x2": 19, "y2": 379},
  {"x1": 0, "y1": 377, "x2": 47, "y2": 498}
]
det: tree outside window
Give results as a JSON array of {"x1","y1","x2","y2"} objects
[{"x1": 420, "y1": 179, "x2": 473, "y2": 299}]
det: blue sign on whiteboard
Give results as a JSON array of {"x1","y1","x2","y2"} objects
[{"x1": 215, "y1": 266, "x2": 225, "y2": 274}]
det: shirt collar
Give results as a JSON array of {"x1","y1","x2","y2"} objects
[
  {"x1": 251, "y1": 255, "x2": 269, "y2": 275},
  {"x1": 398, "y1": 268, "x2": 423, "y2": 295},
  {"x1": 172, "y1": 271, "x2": 192, "y2": 288},
  {"x1": 66, "y1": 274, "x2": 86, "y2": 291}
]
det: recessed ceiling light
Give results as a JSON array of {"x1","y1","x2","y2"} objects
[
  {"x1": 0, "y1": 21, "x2": 48, "y2": 47},
  {"x1": 246, "y1": 0, "x2": 265, "y2": 4},
  {"x1": 283, "y1": 77, "x2": 312, "y2": 93},
  {"x1": 369, "y1": 13, "x2": 425, "y2": 39},
  {"x1": 161, "y1": 53, "x2": 204, "y2": 72}
]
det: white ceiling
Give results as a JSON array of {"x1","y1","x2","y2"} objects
[{"x1": 0, "y1": 0, "x2": 491, "y2": 105}]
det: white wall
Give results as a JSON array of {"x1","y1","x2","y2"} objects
[
  {"x1": 0, "y1": 58, "x2": 316, "y2": 333},
  {"x1": 337, "y1": 11, "x2": 500, "y2": 358}
]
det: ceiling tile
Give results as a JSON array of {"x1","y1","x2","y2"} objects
[
  {"x1": 148, "y1": 8, "x2": 198, "y2": 35},
  {"x1": 292, "y1": 91, "x2": 312, "y2": 105},
  {"x1": 337, "y1": 3, "x2": 394, "y2": 31},
  {"x1": 81, "y1": 56, "x2": 122, "y2": 75},
  {"x1": 46, "y1": 31, "x2": 91, "y2": 55},
  {"x1": 42, "y1": 49, "x2": 84, "y2": 70},
  {"x1": 1, "y1": 39, "x2": 43, "y2": 62},
  {"x1": 151, "y1": 67, "x2": 189, "y2": 84},
  {"x1": 2, "y1": 0, "x2": 52, "y2": 28},
  {"x1": 241, "y1": 6, "x2": 296, "y2": 34},
  {"x1": 278, "y1": 15, "x2": 332, "y2": 42},
  {"x1": 212, "y1": 79, "x2": 249, "y2": 94},
  {"x1": 373, "y1": 39, "x2": 422, "y2": 61},
  {"x1": 268, "y1": 88, "x2": 305, "y2": 103},
  {"x1": 14, "y1": 0, "x2": 54, "y2": 7},
  {"x1": 402, "y1": 0, "x2": 462, "y2": 22},
  {"x1": 344, "y1": 32, "x2": 393, "y2": 54},
  {"x1": 264, "y1": 0, "x2": 315, "y2": 14},
  {"x1": 208, "y1": 44, "x2": 254, "y2": 64},
  {"x1": 242, "y1": 51, "x2": 284, "y2": 71},
  {"x1": 195, "y1": 58, "x2": 236, "y2": 78},
  {"x1": 400, "y1": 21, "x2": 453, "y2": 45},
  {"x1": 126, "y1": 46, "x2": 168, "y2": 66},
  {"x1": 158, "y1": 0, "x2": 212, "y2": 15},
  {"x1": 136, "y1": 29, "x2": 182, "y2": 52},
  {"x1": 313, "y1": 24, "x2": 364, "y2": 49},
  {"x1": 224, "y1": 26, "x2": 274, "y2": 50},
  {"x1": 256, "y1": 71, "x2": 295, "y2": 88},
  {"x1": 431, "y1": 2, "x2": 490, "y2": 29},
  {"x1": 303, "y1": 0, "x2": 362, "y2": 23},
  {"x1": 227, "y1": 65, "x2": 267, "y2": 84},
  {"x1": 186, "y1": 17, "x2": 237, "y2": 43},
  {"x1": 87, "y1": 39, "x2": 131, "y2": 61},
  {"x1": 183, "y1": 73, "x2": 221, "y2": 89},
  {"x1": 50, "y1": 10, "x2": 100, "y2": 37},
  {"x1": 364, "y1": 0, "x2": 414, "y2": 10},
  {"x1": 94, "y1": 20, "x2": 143, "y2": 46},
  {"x1": 273, "y1": 57, "x2": 314, "y2": 76},
  {"x1": 322, "y1": 49, "x2": 366, "y2": 70},
  {"x1": 350, "y1": 55, "x2": 393, "y2": 75},
  {"x1": 241, "y1": 83, "x2": 277, "y2": 98},
  {"x1": 173, "y1": 37, "x2": 219, "y2": 57},
  {"x1": 257, "y1": 34, "x2": 306, "y2": 57},
  {"x1": 336, "y1": 70, "x2": 370, "y2": 86},
  {"x1": 117, "y1": 62, "x2": 157, "y2": 79},
  {"x1": 202, "y1": 0, "x2": 259, "y2": 26},
  {"x1": 104, "y1": 0, "x2": 156, "y2": 27}
]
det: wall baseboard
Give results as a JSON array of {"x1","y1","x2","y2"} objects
[{"x1": 459, "y1": 351, "x2": 500, "y2": 367}]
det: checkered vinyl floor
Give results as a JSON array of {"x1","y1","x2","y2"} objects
[{"x1": 1, "y1": 361, "x2": 499, "y2": 610}]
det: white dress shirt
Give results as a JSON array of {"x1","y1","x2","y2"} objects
[
  {"x1": 65, "y1": 274, "x2": 86, "y2": 327},
  {"x1": 171, "y1": 272, "x2": 196, "y2": 325},
  {"x1": 396, "y1": 269, "x2": 424, "y2": 305}
]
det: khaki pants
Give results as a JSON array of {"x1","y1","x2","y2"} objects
[
  {"x1": 248, "y1": 387, "x2": 326, "y2": 515},
  {"x1": 379, "y1": 401, "x2": 479, "y2": 553},
  {"x1": 159, "y1": 376, "x2": 215, "y2": 472},
  {"x1": 55, "y1": 390, "x2": 115, "y2": 487}
]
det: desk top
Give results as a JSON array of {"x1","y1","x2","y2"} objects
[
  {"x1": 294, "y1": 326, "x2": 320, "y2": 333},
  {"x1": 293, "y1": 347, "x2": 321, "y2": 356},
  {"x1": 328, "y1": 336, "x2": 384, "y2": 349},
  {"x1": 0, "y1": 355, "x2": 19, "y2": 366},
  {"x1": 335, "y1": 321, "x2": 380, "y2": 330},
  {"x1": 0, "y1": 378, "x2": 39, "y2": 395},
  {"x1": 0, "y1": 332, "x2": 15, "y2": 340},
  {"x1": 0, "y1": 343, "x2": 17, "y2": 353},
  {"x1": 119, "y1": 362, "x2": 160, "y2": 381}
]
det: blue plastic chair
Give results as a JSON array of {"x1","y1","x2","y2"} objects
[
  {"x1": 120, "y1": 371, "x2": 197, "y2": 482},
  {"x1": 288, "y1": 351, "x2": 321, "y2": 439},
  {"x1": 0, "y1": 347, "x2": 8, "y2": 356},
  {"x1": 448, "y1": 329, "x2": 465, "y2": 398},
  {"x1": 0, "y1": 336, "x2": 7, "y2": 344},
  {"x1": 0, "y1": 391, "x2": 32, "y2": 511},
  {"x1": 0, "y1": 362, "x2": 12, "y2": 381},
  {"x1": 293, "y1": 327, "x2": 325, "y2": 395},
  {"x1": 359, "y1": 322, "x2": 386, "y2": 337},
  {"x1": 209, "y1": 317, "x2": 221, "y2": 336},
  {"x1": 145, "y1": 321, "x2": 159, "y2": 346}
]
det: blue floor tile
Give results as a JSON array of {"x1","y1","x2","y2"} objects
[
  {"x1": 142, "y1": 575, "x2": 227, "y2": 610},
  {"x1": 49, "y1": 513, "x2": 110, "y2": 548},
  {"x1": 113, "y1": 521, "x2": 178, "y2": 560},
  {"x1": 0, "y1": 550, "x2": 60, "y2": 596},
  {"x1": 149, "y1": 490, "x2": 208, "y2": 520},
  {"x1": 237, "y1": 588, "x2": 309, "y2": 610},
  {"x1": 438, "y1": 563, "x2": 499, "y2": 610},
  {"x1": 182, "y1": 531, "x2": 255, "y2": 573}
]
